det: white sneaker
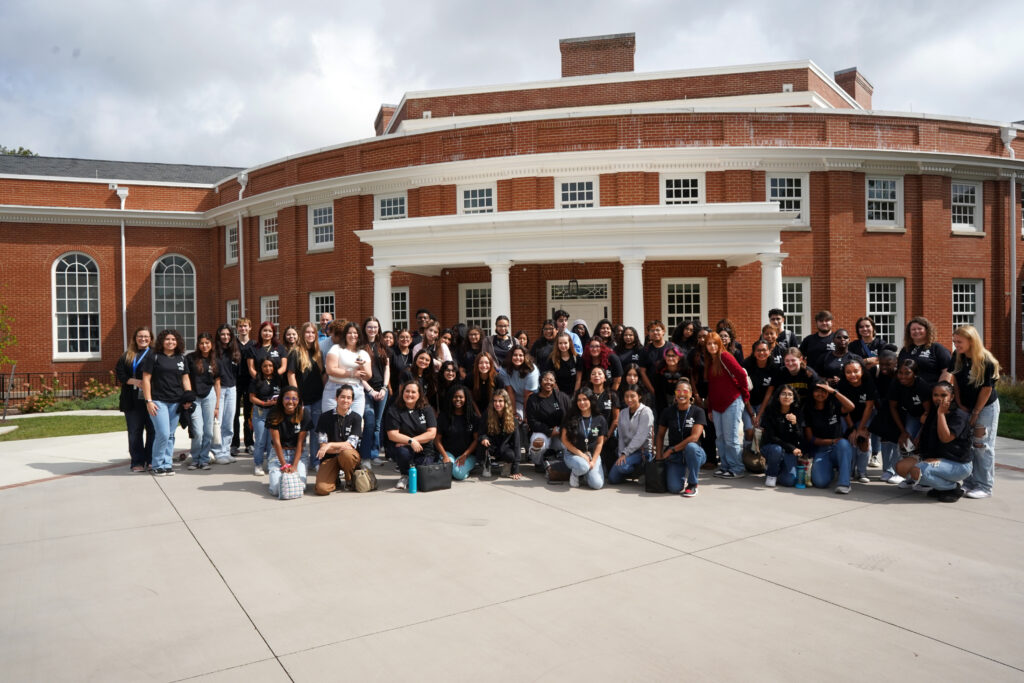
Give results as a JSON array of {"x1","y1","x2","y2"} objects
[
  {"x1": 396, "y1": 476, "x2": 408, "y2": 490},
  {"x1": 868, "y1": 454, "x2": 881, "y2": 468},
  {"x1": 569, "y1": 472, "x2": 580, "y2": 488},
  {"x1": 214, "y1": 456, "x2": 234, "y2": 465},
  {"x1": 834, "y1": 485, "x2": 851, "y2": 494},
  {"x1": 764, "y1": 475, "x2": 777, "y2": 488},
  {"x1": 857, "y1": 474, "x2": 871, "y2": 484},
  {"x1": 964, "y1": 488, "x2": 991, "y2": 499},
  {"x1": 253, "y1": 466, "x2": 265, "y2": 476},
  {"x1": 886, "y1": 474, "x2": 905, "y2": 485}
]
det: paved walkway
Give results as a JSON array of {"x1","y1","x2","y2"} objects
[{"x1": 1, "y1": 420, "x2": 1022, "y2": 681}]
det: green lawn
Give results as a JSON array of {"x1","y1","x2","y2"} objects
[
  {"x1": 0, "y1": 415, "x2": 125, "y2": 441},
  {"x1": 998, "y1": 412, "x2": 1024, "y2": 441}
]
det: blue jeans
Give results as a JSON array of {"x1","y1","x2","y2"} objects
[
  {"x1": 665, "y1": 442, "x2": 706, "y2": 492},
  {"x1": 150, "y1": 401, "x2": 180, "y2": 471},
  {"x1": 251, "y1": 406, "x2": 271, "y2": 468},
  {"x1": 713, "y1": 397, "x2": 745, "y2": 474},
  {"x1": 963, "y1": 400, "x2": 998, "y2": 495},
  {"x1": 563, "y1": 453, "x2": 605, "y2": 489},
  {"x1": 268, "y1": 449, "x2": 307, "y2": 497},
  {"x1": 761, "y1": 443, "x2": 798, "y2": 486},
  {"x1": 608, "y1": 449, "x2": 649, "y2": 484},
  {"x1": 917, "y1": 459, "x2": 973, "y2": 491},
  {"x1": 303, "y1": 400, "x2": 322, "y2": 471},
  {"x1": 189, "y1": 391, "x2": 217, "y2": 465},
  {"x1": 360, "y1": 389, "x2": 388, "y2": 461},
  {"x1": 450, "y1": 454, "x2": 477, "y2": 480},
  {"x1": 124, "y1": 402, "x2": 154, "y2": 468},
  {"x1": 881, "y1": 441, "x2": 900, "y2": 475},
  {"x1": 216, "y1": 387, "x2": 236, "y2": 460},
  {"x1": 811, "y1": 440, "x2": 854, "y2": 488}
]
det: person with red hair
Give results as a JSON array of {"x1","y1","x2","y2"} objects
[{"x1": 703, "y1": 331, "x2": 750, "y2": 479}]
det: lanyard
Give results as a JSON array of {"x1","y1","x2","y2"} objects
[
  {"x1": 132, "y1": 347, "x2": 150, "y2": 375},
  {"x1": 581, "y1": 416, "x2": 593, "y2": 449},
  {"x1": 675, "y1": 405, "x2": 692, "y2": 438}
]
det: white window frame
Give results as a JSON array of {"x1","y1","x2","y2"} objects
[
  {"x1": 661, "y1": 173, "x2": 705, "y2": 205},
  {"x1": 152, "y1": 254, "x2": 197, "y2": 345},
  {"x1": 260, "y1": 295, "x2": 280, "y2": 326},
  {"x1": 865, "y1": 176, "x2": 904, "y2": 229},
  {"x1": 225, "y1": 224, "x2": 238, "y2": 265},
  {"x1": 376, "y1": 193, "x2": 408, "y2": 221},
  {"x1": 766, "y1": 172, "x2": 810, "y2": 228},
  {"x1": 259, "y1": 214, "x2": 279, "y2": 259},
  {"x1": 458, "y1": 183, "x2": 496, "y2": 215},
  {"x1": 866, "y1": 278, "x2": 905, "y2": 344},
  {"x1": 556, "y1": 177, "x2": 599, "y2": 209},
  {"x1": 307, "y1": 203, "x2": 334, "y2": 251},
  {"x1": 52, "y1": 252, "x2": 102, "y2": 361},
  {"x1": 309, "y1": 291, "x2": 335, "y2": 323},
  {"x1": 661, "y1": 278, "x2": 708, "y2": 331},
  {"x1": 951, "y1": 180, "x2": 983, "y2": 233},
  {"x1": 952, "y1": 279, "x2": 983, "y2": 335},
  {"x1": 781, "y1": 276, "x2": 811, "y2": 340},
  {"x1": 391, "y1": 286, "x2": 409, "y2": 331},
  {"x1": 459, "y1": 283, "x2": 493, "y2": 334},
  {"x1": 226, "y1": 299, "x2": 240, "y2": 327}
]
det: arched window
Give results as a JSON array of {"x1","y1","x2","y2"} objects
[
  {"x1": 152, "y1": 255, "x2": 196, "y2": 344},
  {"x1": 53, "y1": 253, "x2": 101, "y2": 359}
]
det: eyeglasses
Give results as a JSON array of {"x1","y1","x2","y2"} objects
[{"x1": 282, "y1": 397, "x2": 299, "y2": 403}]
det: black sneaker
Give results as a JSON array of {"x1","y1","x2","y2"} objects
[
  {"x1": 682, "y1": 484, "x2": 699, "y2": 497},
  {"x1": 718, "y1": 471, "x2": 738, "y2": 479},
  {"x1": 937, "y1": 486, "x2": 965, "y2": 503},
  {"x1": 712, "y1": 468, "x2": 727, "y2": 478},
  {"x1": 198, "y1": 462, "x2": 212, "y2": 470}
]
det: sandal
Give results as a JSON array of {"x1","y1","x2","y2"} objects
[{"x1": 510, "y1": 473, "x2": 523, "y2": 480}]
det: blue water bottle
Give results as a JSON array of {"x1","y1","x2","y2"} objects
[
  {"x1": 409, "y1": 465, "x2": 418, "y2": 493},
  {"x1": 795, "y1": 464, "x2": 806, "y2": 489}
]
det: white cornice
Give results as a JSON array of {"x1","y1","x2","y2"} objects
[{"x1": 0, "y1": 205, "x2": 207, "y2": 228}]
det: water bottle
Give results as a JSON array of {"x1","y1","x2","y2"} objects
[
  {"x1": 796, "y1": 464, "x2": 806, "y2": 489},
  {"x1": 409, "y1": 465, "x2": 418, "y2": 493}
]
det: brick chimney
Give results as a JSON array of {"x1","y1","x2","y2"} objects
[
  {"x1": 833, "y1": 67, "x2": 873, "y2": 110},
  {"x1": 559, "y1": 33, "x2": 635, "y2": 78},
  {"x1": 374, "y1": 104, "x2": 397, "y2": 136}
]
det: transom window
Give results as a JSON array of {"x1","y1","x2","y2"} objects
[
  {"x1": 558, "y1": 178, "x2": 597, "y2": 209},
  {"x1": 377, "y1": 194, "x2": 407, "y2": 220},
  {"x1": 661, "y1": 278, "x2": 707, "y2": 331},
  {"x1": 866, "y1": 278, "x2": 904, "y2": 343},
  {"x1": 309, "y1": 205, "x2": 334, "y2": 249},
  {"x1": 550, "y1": 283, "x2": 609, "y2": 300},
  {"x1": 952, "y1": 280, "x2": 983, "y2": 334},
  {"x1": 460, "y1": 185, "x2": 495, "y2": 214},
  {"x1": 781, "y1": 277, "x2": 810, "y2": 339},
  {"x1": 460, "y1": 284, "x2": 492, "y2": 333},
  {"x1": 662, "y1": 175, "x2": 702, "y2": 205},
  {"x1": 261, "y1": 215, "x2": 279, "y2": 258},
  {"x1": 866, "y1": 177, "x2": 903, "y2": 227},
  {"x1": 951, "y1": 181, "x2": 983, "y2": 231},
  {"x1": 53, "y1": 252, "x2": 100, "y2": 359},
  {"x1": 153, "y1": 255, "x2": 196, "y2": 344},
  {"x1": 391, "y1": 287, "x2": 409, "y2": 331},
  {"x1": 309, "y1": 291, "x2": 335, "y2": 323},
  {"x1": 260, "y1": 295, "x2": 280, "y2": 326},
  {"x1": 767, "y1": 173, "x2": 808, "y2": 226},
  {"x1": 225, "y1": 225, "x2": 239, "y2": 265}
]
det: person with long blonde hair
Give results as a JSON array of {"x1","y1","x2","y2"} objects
[
  {"x1": 947, "y1": 325, "x2": 1000, "y2": 499},
  {"x1": 478, "y1": 389, "x2": 522, "y2": 479},
  {"x1": 115, "y1": 326, "x2": 155, "y2": 472},
  {"x1": 288, "y1": 322, "x2": 326, "y2": 469}
]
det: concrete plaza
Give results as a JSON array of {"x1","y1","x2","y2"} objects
[{"x1": 1, "y1": 419, "x2": 1022, "y2": 681}]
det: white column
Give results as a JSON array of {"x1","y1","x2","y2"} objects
[
  {"x1": 370, "y1": 265, "x2": 394, "y2": 331},
  {"x1": 620, "y1": 256, "x2": 646, "y2": 333},
  {"x1": 489, "y1": 260, "x2": 512, "y2": 323},
  {"x1": 758, "y1": 252, "x2": 788, "y2": 323}
]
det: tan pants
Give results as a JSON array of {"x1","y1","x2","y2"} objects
[{"x1": 315, "y1": 451, "x2": 360, "y2": 495}]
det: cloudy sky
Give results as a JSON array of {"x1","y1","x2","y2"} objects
[{"x1": 1, "y1": 0, "x2": 1020, "y2": 168}]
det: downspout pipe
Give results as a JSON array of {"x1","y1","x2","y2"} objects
[
  {"x1": 116, "y1": 186, "x2": 130, "y2": 350},
  {"x1": 237, "y1": 173, "x2": 248, "y2": 318},
  {"x1": 1001, "y1": 127, "x2": 1017, "y2": 379}
]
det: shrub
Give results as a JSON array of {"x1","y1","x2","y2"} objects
[
  {"x1": 82, "y1": 373, "x2": 119, "y2": 400},
  {"x1": 21, "y1": 376, "x2": 61, "y2": 414},
  {"x1": 996, "y1": 376, "x2": 1024, "y2": 413}
]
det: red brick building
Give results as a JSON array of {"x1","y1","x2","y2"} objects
[{"x1": 2, "y1": 33, "x2": 1023, "y2": 378}]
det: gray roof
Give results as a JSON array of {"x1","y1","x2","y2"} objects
[{"x1": 0, "y1": 155, "x2": 244, "y2": 184}]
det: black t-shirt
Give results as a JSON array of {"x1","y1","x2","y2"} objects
[
  {"x1": 897, "y1": 343, "x2": 952, "y2": 386},
  {"x1": 238, "y1": 340, "x2": 255, "y2": 389},
  {"x1": 490, "y1": 336, "x2": 515, "y2": 365},
  {"x1": 250, "y1": 377, "x2": 278, "y2": 405},
  {"x1": 804, "y1": 396, "x2": 846, "y2": 440},
  {"x1": 567, "y1": 414, "x2": 608, "y2": 454},
  {"x1": 269, "y1": 412, "x2": 313, "y2": 449},
  {"x1": 287, "y1": 350, "x2": 325, "y2": 404},
  {"x1": 316, "y1": 409, "x2": 363, "y2": 447},
  {"x1": 836, "y1": 376, "x2": 877, "y2": 426},
  {"x1": 142, "y1": 352, "x2": 187, "y2": 402},
  {"x1": 658, "y1": 404, "x2": 707, "y2": 446},
  {"x1": 526, "y1": 391, "x2": 569, "y2": 434},
  {"x1": 218, "y1": 350, "x2": 239, "y2": 389},
  {"x1": 437, "y1": 412, "x2": 478, "y2": 457},
  {"x1": 390, "y1": 349, "x2": 414, "y2": 393},
  {"x1": 889, "y1": 377, "x2": 931, "y2": 418},
  {"x1": 820, "y1": 351, "x2": 864, "y2": 383},
  {"x1": 186, "y1": 353, "x2": 218, "y2": 399},
  {"x1": 366, "y1": 344, "x2": 389, "y2": 391},
  {"x1": 640, "y1": 343, "x2": 668, "y2": 372},
  {"x1": 530, "y1": 339, "x2": 554, "y2": 365},
  {"x1": 252, "y1": 343, "x2": 288, "y2": 384},
  {"x1": 651, "y1": 369, "x2": 686, "y2": 417},
  {"x1": 760, "y1": 406, "x2": 804, "y2": 453},
  {"x1": 617, "y1": 345, "x2": 643, "y2": 370},
  {"x1": 542, "y1": 355, "x2": 580, "y2": 396},
  {"x1": 800, "y1": 333, "x2": 836, "y2": 375},
  {"x1": 948, "y1": 353, "x2": 998, "y2": 410},
  {"x1": 772, "y1": 366, "x2": 821, "y2": 407},
  {"x1": 744, "y1": 358, "x2": 776, "y2": 407},
  {"x1": 469, "y1": 375, "x2": 507, "y2": 414},
  {"x1": 384, "y1": 404, "x2": 438, "y2": 440},
  {"x1": 590, "y1": 389, "x2": 621, "y2": 425},
  {"x1": 919, "y1": 408, "x2": 971, "y2": 462}
]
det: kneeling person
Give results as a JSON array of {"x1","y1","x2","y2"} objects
[
  {"x1": 314, "y1": 385, "x2": 363, "y2": 495},
  {"x1": 655, "y1": 379, "x2": 707, "y2": 497},
  {"x1": 895, "y1": 381, "x2": 972, "y2": 502}
]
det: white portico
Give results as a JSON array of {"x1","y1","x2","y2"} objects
[{"x1": 358, "y1": 202, "x2": 795, "y2": 331}]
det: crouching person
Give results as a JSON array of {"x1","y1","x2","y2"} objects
[
  {"x1": 655, "y1": 379, "x2": 707, "y2": 497},
  {"x1": 267, "y1": 387, "x2": 312, "y2": 497},
  {"x1": 894, "y1": 381, "x2": 972, "y2": 503},
  {"x1": 314, "y1": 385, "x2": 363, "y2": 495},
  {"x1": 608, "y1": 384, "x2": 654, "y2": 484},
  {"x1": 561, "y1": 388, "x2": 607, "y2": 489},
  {"x1": 478, "y1": 389, "x2": 522, "y2": 479}
]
